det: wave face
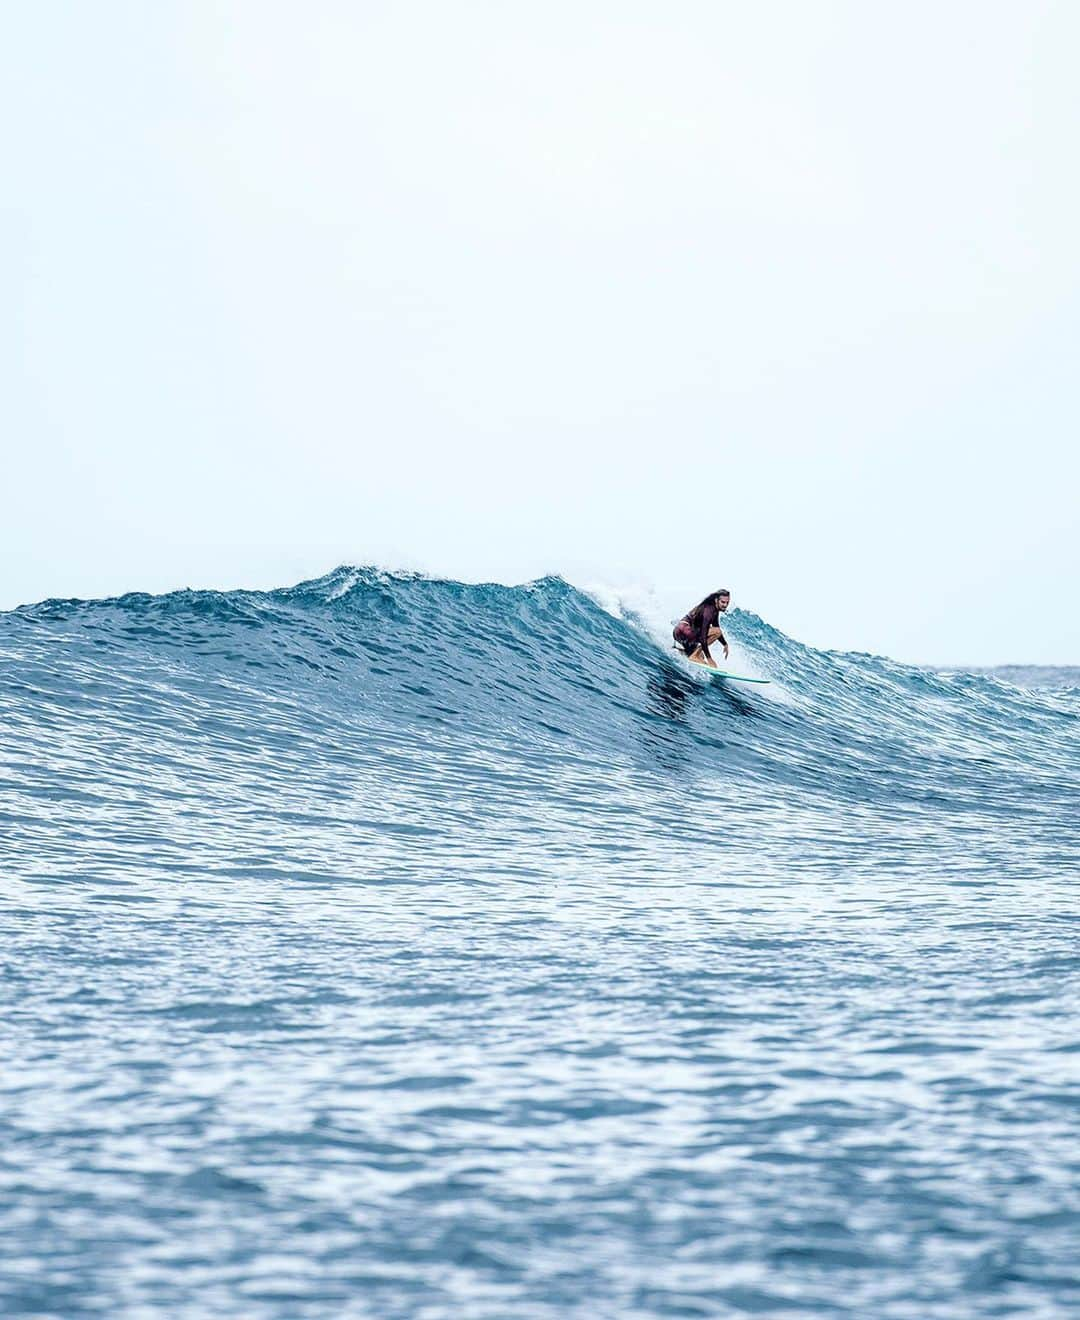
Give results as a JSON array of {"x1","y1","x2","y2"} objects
[{"x1": 3, "y1": 567, "x2": 1078, "y2": 1319}]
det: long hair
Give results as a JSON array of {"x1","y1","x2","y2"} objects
[{"x1": 686, "y1": 589, "x2": 729, "y2": 625}]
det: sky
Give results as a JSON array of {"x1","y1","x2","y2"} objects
[{"x1": 4, "y1": 0, "x2": 1078, "y2": 664}]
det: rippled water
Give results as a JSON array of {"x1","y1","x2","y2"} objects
[{"x1": 2, "y1": 568, "x2": 1078, "y2": 1318}]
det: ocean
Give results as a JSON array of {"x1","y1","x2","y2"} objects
[{"x1": 2, "y1": 567, "x2": 1078, "y2": 1319}]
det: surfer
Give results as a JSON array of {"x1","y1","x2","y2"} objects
[{"x1": 673, "y1": 589, "x2": 730, "y2": 668}]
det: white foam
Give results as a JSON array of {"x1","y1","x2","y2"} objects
[{"x1": 325, "y1": 569, "x2": 362, "y2": 601}]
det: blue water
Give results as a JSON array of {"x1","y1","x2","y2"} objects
[{"x1": 2, "y1": 567, "x2": 1078, "y2": 1319}]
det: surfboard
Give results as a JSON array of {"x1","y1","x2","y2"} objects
[{"x1": 687, "y1": 660, "x2": 771, "y2": 685}]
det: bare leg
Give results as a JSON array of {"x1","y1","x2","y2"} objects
[{"x1": 688, "y1": 629, "x2": 726, "y2": 666}]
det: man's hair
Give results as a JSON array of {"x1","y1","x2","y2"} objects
[{"x1": 692, "y1": 591, "x2": 729, "y2": 615}]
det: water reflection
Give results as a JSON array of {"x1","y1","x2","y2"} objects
[{"x1": 646, "y1": 666, "x2": 691, "y2": 725}]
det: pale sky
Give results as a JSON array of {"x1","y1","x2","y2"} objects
[{"x1": 5, "y1": 1, "x2": 1078, "y2": 663}]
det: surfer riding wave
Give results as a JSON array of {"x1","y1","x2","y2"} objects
[{"x1": 673, "y1": 589, "x2": 731, "y2": 668}]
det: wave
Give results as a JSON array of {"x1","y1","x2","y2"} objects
[{"x1": 6, "y1": 566, "x2": 1077, "y2": 814}]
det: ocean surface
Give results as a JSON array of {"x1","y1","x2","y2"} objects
[{"x1": 2, "y1": 567, "x2": 1078, "y2": 1320}]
